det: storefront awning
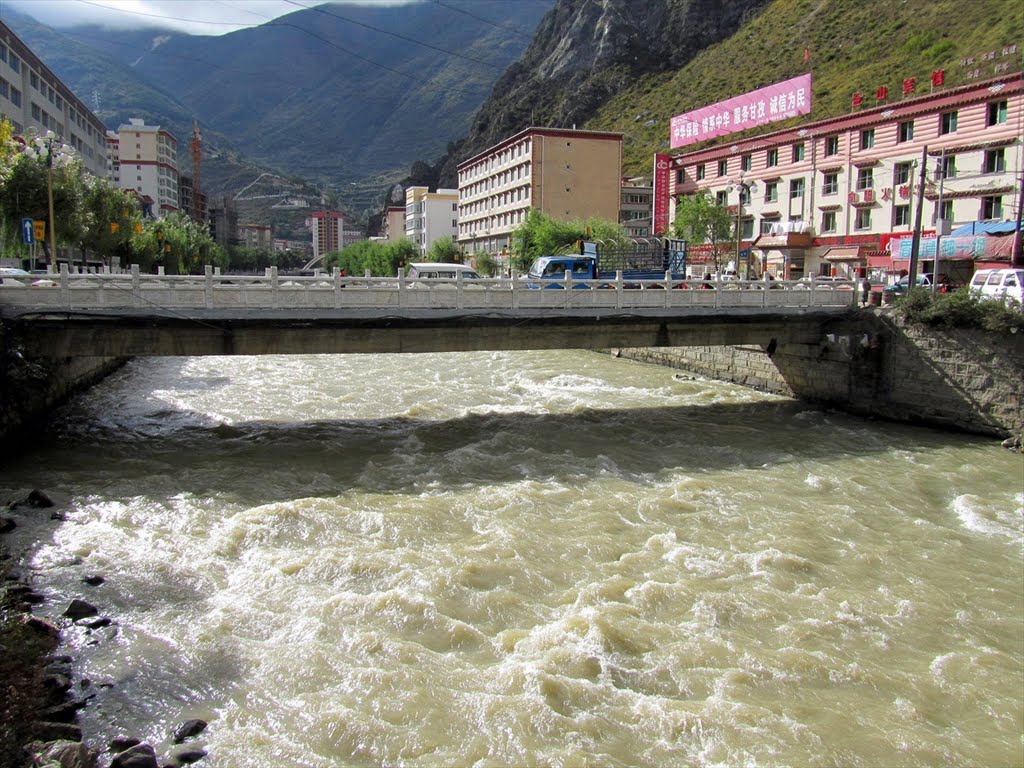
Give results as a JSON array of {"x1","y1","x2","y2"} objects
[
  {"x1": 753, "y1": 232, "x2": 813, "y2": 250},
  {"x1": 823, "y1": 245, "x2": 865, "y2": 261}
]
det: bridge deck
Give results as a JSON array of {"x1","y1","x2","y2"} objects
[{"x1": 1, "y1": 270, "x2": 858, "y2": 357}]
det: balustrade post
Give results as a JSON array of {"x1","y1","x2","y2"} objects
[
  {"x1": 616, "y1": 270, "x2": 623, "y2": 310},
  {"x1": 511, "y1": 271, "x2": 519, "y2": 310},
  {"x1": 397, "y1": 266, "x2": 405, "y2": 308},
  {"x1": 131, "y1": 264, "x2": 141, "y2": 308},
  {"x1": 59, "y1": 262, "x2": 70, "y2": 309},
  {"x1": 664, "y1": 270, "x2": 671, "y2": 308},
  {"x1": 333, "y1": 266, "x2": 341, "y2": 309},
  {"x1": 270, "y1": 266, "x2": 279, "y2": 308},
  {"x1": 204, "y1": 264, "x2": 214, "y2": 309}
]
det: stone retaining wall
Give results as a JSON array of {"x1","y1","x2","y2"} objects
[{"x1": 612, "y1": 312, "x2": 1024, "y2": 439}]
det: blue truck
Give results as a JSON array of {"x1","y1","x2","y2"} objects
[{"x1": 526, "y1": 239, "x2": 688, "y2": 288}]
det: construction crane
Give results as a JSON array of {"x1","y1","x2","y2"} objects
[{"x1": 190, "y1": 120, "x2": 202, "y2": 223}]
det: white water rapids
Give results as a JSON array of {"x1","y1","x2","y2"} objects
[{"x1": 2, "y1": 350, "x2": 1021, "y2": 767}]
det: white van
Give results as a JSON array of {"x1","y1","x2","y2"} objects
[
  {"x1": 406, "y1": 263, "x2": 480, "y2": 280},
  {"x1": 969, "y1": 268, "x2": 1024, "y2": 306}
]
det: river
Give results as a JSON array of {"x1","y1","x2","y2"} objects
[{"x1": 2, "y1": 350, "x2": 1022, "y2": 767}]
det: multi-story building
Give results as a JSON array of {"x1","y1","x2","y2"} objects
[
  {"x1": 667, "y1": 70, "x2": 1023, "y2": 280},
  {"x1": 620, "y1": 177, "x2": 654, "y2": 238},
  {"x1": 311, "y1": 210, "x2": 343, "y2": 262},
  {"x1": 108, "y1": 118, "x2": 180, "y2": 218},
  {"x1": 238, "y1": 223, "x2": 273, "y2": 251},
  {"x1": 0, "y1": 21, "x2": 108, "y2": 177},
  {"x1": 381, "y1": 206, "x2": 405, "y2": 242},
  {"x1": 456, "y1": 127, "x2": 624, "y2": 255},
  {"x1": 405, "y1": 186, "x2": 458, "y2": 256}
]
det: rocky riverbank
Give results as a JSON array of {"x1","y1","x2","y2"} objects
[{"x1": 0, "y1": 491, "x2": 209, "y2": 768}]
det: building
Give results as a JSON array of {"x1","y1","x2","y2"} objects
[
  {"x1": 620, "y1": 177, "x2": 654, "y2": 238},
  {"x1": 208, "y1": 197, "x2": 239, "y2": 249},
  {"x1": 405, "y1": 186, "x2": 458, "y2": 256},
  {"x1": 666, "y1": 70, "x2": 1024, "y2": 281},
  {"x1": 381, "y1": 206, "x2": 405, "y2": 242},
  {"x1": 108, "y1": 118, "x2": 180, "y2": 218},
  {"x1": 238, "y1": 223, "x2": 273, "y2": 251},
  {"x1": 456, "y1": 127, "x2": 624, "y2": 255},
  {"x1": 0, "y1": 21, "x2": 108, "y2": 177},
  {"x1": 311, "y1": 210, "x2": 344, "y2": 262}
]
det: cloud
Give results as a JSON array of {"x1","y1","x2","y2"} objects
[{"x1": 3, "y1": 0, "x2": 414, "y2": 37}]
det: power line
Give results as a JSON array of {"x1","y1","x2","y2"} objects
[
  {"x1": 283, "y1": 0, "x2": 503, "y2": 70},
  {"x1": 432, "y1": 0, "x2": 540, "y2": 42}
]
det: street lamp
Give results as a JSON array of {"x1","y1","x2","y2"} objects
[
  {"x1": 727, "y1": 176, "x2": 757, "y2": 277},
  {"x1": 45, "y1": 137, "x2": 57, "y2": 271}
]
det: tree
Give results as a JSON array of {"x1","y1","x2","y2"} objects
[
  {"x1": 325, "y1": 238, "x2": 418, "y2": 276},
  {"x1": 425, "y1": 235, "x2": 460, "y2": 263},
  {"x1": 76, "y1": 177, "x2": 141, "y2": 269},
  {"x1": 129, "y1": 213, "x2": 226, "y2": 274},
  {"x1": 509, "y1": 210, "x2": 628, "y2": 274},
  {"x1": 672, "y1": 192, "x2": 733, "y2": 276}
]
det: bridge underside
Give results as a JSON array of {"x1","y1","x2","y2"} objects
[{"x1": 3, "y1": 308, "x2": 850, "y2": 357}]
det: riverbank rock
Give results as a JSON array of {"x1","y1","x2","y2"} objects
[
  {"x1": 172, "y1": 719, "x2": 208, "y2": 743},
  {"x1": 110, "y1": 743, "x2": 159, "y2": 768},
  {"x1": 63, "y1": 599, "x2": 99, "y2": 621},
  {"x1": 28, "y1": 739, "x2": 98, "y2": 768}
]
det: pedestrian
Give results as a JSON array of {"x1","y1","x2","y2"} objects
[{"x1": 861, "y1": 276, "x2": 871, "y2": 306}]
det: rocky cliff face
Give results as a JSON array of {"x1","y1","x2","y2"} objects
[{"x1": 435, "y1": 0, "x2": 770, "y2": 186}]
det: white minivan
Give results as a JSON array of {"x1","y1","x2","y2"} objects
[{"x1": 969, "y1": 268, "x2": 1024, "y2": 306}]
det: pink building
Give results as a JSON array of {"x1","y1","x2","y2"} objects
[{"x1": 663, "y1": 68, "x2": 1023, "y2": 281}]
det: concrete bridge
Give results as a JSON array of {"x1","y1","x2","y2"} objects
[{"x1": 0, "y1": 267, "x2": 859, "y2": 357}]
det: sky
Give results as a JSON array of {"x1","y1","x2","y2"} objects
[{"x1": 3, "y1": 0, "x2": 413, "y2": 36}]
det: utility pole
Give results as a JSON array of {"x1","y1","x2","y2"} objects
[
  {"x1": 1013, "y1": 168, "x2": 1024, "y2": 268},
  {"x1": 908, "y1": 145, "x2": 928, "y2": 288}
]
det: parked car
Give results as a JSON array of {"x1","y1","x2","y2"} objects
[
  {"x1": 882, "y1": 273, "x2": 955, "y2": 294},
  {"x1": 969, "y1": 268, "x2": 1024, "y2": 306},
  {"x1": 0, "y1": 266, "x2": 30, "y2": 284}
]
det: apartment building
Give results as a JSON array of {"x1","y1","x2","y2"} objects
[
  {"x1": 405, "y1": 186, "x2": 458, "y2": 256},
  {"x1": 0, "y1": 21, "x2": 108, "y2": 177},
  {"x1": 456, "y1": 127, "x2": 624, "y2": 255},
  {"x1": 108, "y1": 118, "x2": 180, "y2": 218},
  {"x1": 311, "y1": 210, "x2": 343, "y2": 261},
  {"x1": 621, "y1": 177, "x2": 654, "y2": 238},
  {"x1": 667, "y1": 70, "x2": 1024, "y2": 279},
  {"x1": 381, "y1": 206, "x2": 405, "y2": 242}
]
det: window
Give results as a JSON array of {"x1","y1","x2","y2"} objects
[
  {"x1": 894, "y1": 205, "x2": 910, "y2": 227},
  {"x1": 738, "y1": 185, "x2": 751, "y2": 206},
  {"x1": 821, "y1": 210, "x2": 837, "y2": 233},
  {"x1": 824, "y1": 136, "x2": 839, "y2": 156},
  {"x1": 982, "y1": 196, "x2": 1002, "y2": 219},
  {"x1": 740, "y1": 218, "x2": 754, "y2": 239},
  {"x1": 860, "y1": 128, "x2": 875, "y2": 150},
  {"x1": 898, "y1": 120, "x2": 914, "y2": 143},
  {"x1": 822, "y1": 172, "x2": 839, "y2": 195},
  {"x1": 987, "y1": 100, "x2": 1007, "y2": 126},
  {"x1": 676, "y1": 170, "x2": 684, "y2": 184},
  {"x1": 857, "y1": 168, "x2": 874, "y2": 190},
  {"x1": 8, "y1": 54, "x2": 19, "y2": 73},
  {"x1": 855, "y1": 208, "x2": 872, "y2": 230},
  {"x1": 764, "y1": 182, "x2": 778, "y2": 203},
  {"x1": 940, "y1": 110, "x2": 958, "y2": 135},
  {"x1": 938, "y1": 199, "x2": 953, "y2": 224},
  {"x1": 793, "y1": 143, "x2": 805, "y2": 162},
  {"x1": 696, "y1": 164, "x2": 706, "y2": 180},
  {"x1": 30, "y1": 72, "x2": 38, "y2": 90},
  {"x1": 894, "y1": 161, "x2": 912, "y2": 186},
  {"x1": 741, "y1": 154, "x2": 752, "y2": 172},
  {"x1": 10, "y1": 86, "x2": 20, "y2": 107},
  {"x1": 766, "y1": 148, "x2": 778, "y2": 167},
  {"x1": 983, "y1": 148, "x2": 1005, "y2": 174},
  {"x1": 939, "y1": 154, "x2": 956, "y2": 179},
  {"x1": 716, "y1": 191, "x2": 728, "y2": 206},
  {"x1": 790, "y1": 178, "x2": 805, "y2": 199},
  {"x1": 718, "y1": 159, "x2": 728, "y2": 177}
]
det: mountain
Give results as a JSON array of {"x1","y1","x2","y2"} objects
[
  {"x1": 432, "y1": 0, "x2": 1023, "y2": 185},
  {"x1": 1, "y1": 1, "x2": 554, "y2": 216}
]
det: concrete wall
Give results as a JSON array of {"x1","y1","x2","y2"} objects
[
  {"x1": 1, "y1": 324, "x2": 127, "y2": 446},
  {"x1": 611, "y1": 311, "x2": 1024, "y2": 439}
]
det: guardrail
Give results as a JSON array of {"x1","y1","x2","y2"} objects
[{"x1": 0, "y1": 265, "x2": 860, "y2": 313}]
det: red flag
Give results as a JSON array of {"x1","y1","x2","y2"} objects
[{"x1": 931, "y1": 69, "x2": 945, "y2": 87}]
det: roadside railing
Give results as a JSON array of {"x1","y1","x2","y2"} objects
[{"x1": 0, "y1": 265, "x2": 860, "y2": 313}]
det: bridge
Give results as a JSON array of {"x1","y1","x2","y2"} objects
[{"x1": 0, "y1": 267, "x2": 859, "y2": 357}]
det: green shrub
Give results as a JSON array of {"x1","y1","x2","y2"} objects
[{"x1": 895, "y1": 287, "x2": 1024, "y2": 333}]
